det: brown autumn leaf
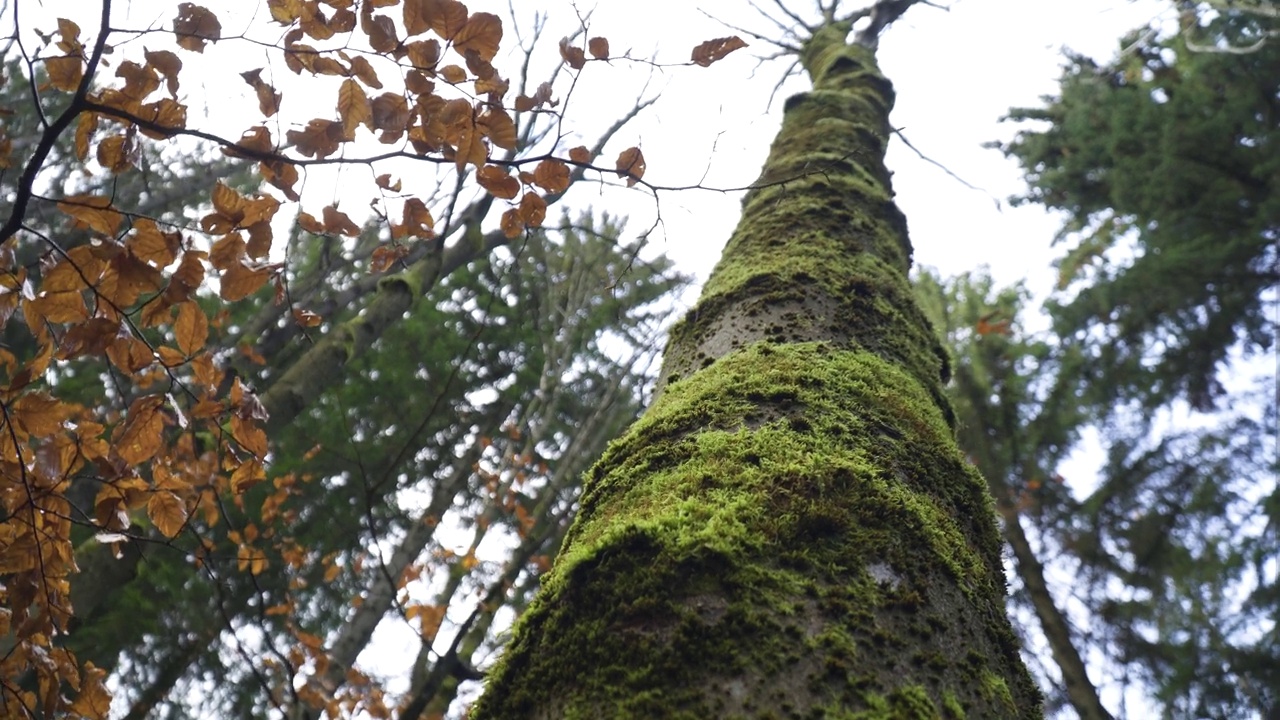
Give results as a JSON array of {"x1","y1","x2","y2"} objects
[
  {"x1": 454, "y1": 12, "x2": 502, "y2": 62},
  {"x1": 127, "y1": 219, "x2": 181, "y2": 267},
  {"x1": 476, "y1": 165, "x2": 520, "y2": 200},
  {"x1": 106, "y1": 335, "x2": 154, "y2": 374},
  {"x1": 148, "y1": 491, "x2": 188, "y2": 538},
  {"x1": 588, "y1": 36, "x2": 609, "y2": 60},
  {"x1": 519, "y1": 192, "x2": 547, "y2": 228},
  {"x1": 231, "y1": 415, "x2": 268, "y2": 459},
  {"x1": 57, "y1": 194, "x2": 122, "y2": 235},
  {"x1": 68, "y1": 663, "x2": 111, "y2": 720},
  {"x1": 97, "y1": 133, "x2": 136, "y2": 174},
  {"x1": 478, "y1": 107, "x2": 516, "y2": 150},
  {"x1": 439, "y1": 65, "x2": 467, "y2": 84},
  {"x1": 337, "y1": 78, "x2": 373, "y2": 135},
  {"x1": 532, "y1": 159, "x2": 570, "y2": 194},
  {"x1": 268, "y1": 0, "x2": 302, "y2": 23},
  {"x1": 297, "y1": 211, "x2": 326, "y2": 234},
  {"x1": 60, "y1": 317, "x2": 123, "y2": 358},
  {"x1": 136, "y1": 98, "x2": 188, "y2": 138},
  {"x1": 209, "y1": 232, "x2": 246, "y2": 271},
  {"x1": 211, "y1": 181, "x2": 246, "y2": 221},
  {"x1": 322, "y1": 205, "x2": 361, "y2": 237},
  {"x1": 370, "y1": 244, "x2": 410, "y2": 273},
  {"x1": 559, "y1": 37, "x2": 586, "y2": 69},
  {"x1": 105, "y1": 251, "x2": 164, "y2": 306},
  {"x1": 258, "y1": 156, "x2": 300, "y2": 198},
  {"x1": 45, "y1": 56, "x2": 83, "y2": 92},
  {"x1": 292, "y1": 308, "x2": 322, "y2": 327},
  {"x1": 191, "y1": 352, "x2": 221, "y2": 388},
  {"x1": 44, "y1": 246, "x2": 106, "y2": 292},
  {"x1": 370, "y1": 92, "x2": 409, "y2": 141},
  {"x1": 402, "y1": 0, "x2": 433, "y2": 36},
  {"x1": 286, "y1": 118, "x2": 346, "y2": 159},
  {"x1": 175, "y1": 301, "x2": 208, "y2": 356},
  {"x1": 74, "y1": 112, "x2": 97, "y2": 161},
  {"x1": 173, "y1": 3, "x2": 221, "y2": 53},
  {"x1": 514, "y1": 81, "x2": 554, "y2": 112},
  {"x1": 145, "y1": 49, "x2": 182, "y2": 96},
  {"x1": 432, "y1": 0, "x2": 468, "y2": 39},
  {"x1": 12, "y1": 392, "x2": 71, "y2": 438},
  {"x1": 241, "y1": 69, "x2": 282, "y2": 117},
  {"x1": 246, "y1": 221, "x2": 273, "y2": 259},
  {"x1": 347, "y1": 55, "x2": 382, "y2": 88},
  {"x1": 400, "y1": 198, "x2": 434, "y2": 237},
  {"x1": 375, "y1": 173, "x2": 401, "y2": 191},
  {"x1": 157, "y1": 345, "x2": 187, "y2": 367},
  {"x1": 615, "y1": 146, "x2": 646, "y2": 187},
  {"x1": 500, "y1": 208, "x2": 523, "y2": 238},
  {"x1": 231, "y1": 458, "x2": 266, "y2": 494},
  {"x1": 568, "y1": 145, "x2": 592, "y2": 164},
  {"x1": 116, "y1": 395, "x2": 167, "y2": 465},
  {"x1": 220, "y1": 261, "x2": 273, "y2": 301},
  {"x1": 691, "y1": 36, "x2": 748, "y2": 67},
  {"x1": 27, "y1": 290, "x2": 85, "y2": 327}
]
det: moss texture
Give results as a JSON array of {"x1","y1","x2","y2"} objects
[{"x1": 473, "y1": 23, "x2": 1041, "y2": 720}]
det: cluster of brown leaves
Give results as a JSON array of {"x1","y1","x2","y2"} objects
[{"x1": 0, "y1": 1, "x2": 745, "y2": 715}]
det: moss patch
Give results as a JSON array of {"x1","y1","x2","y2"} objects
[{"x1": 474, "y1": 344, "x2": 1036, "y2": 719}]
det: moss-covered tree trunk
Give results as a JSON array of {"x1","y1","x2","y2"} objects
[{"x1": 473, "y1": 18, "x2": 1041, "y2": 720}]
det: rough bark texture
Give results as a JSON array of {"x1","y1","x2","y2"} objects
[{"x1": 472, "y1": 25, "x2": 1041, "y2": 720}]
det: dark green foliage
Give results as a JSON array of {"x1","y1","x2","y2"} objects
[
  {"x1": 997, "y1": 14, "x2": 1278, "y2": 410},
  {"x1": 917, "y1": 267, "x2": 1278, "y2": 719}
]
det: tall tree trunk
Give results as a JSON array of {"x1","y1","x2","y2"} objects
[{"x1": 472, "y1": 17, "x2": 1041, "y2": 720}]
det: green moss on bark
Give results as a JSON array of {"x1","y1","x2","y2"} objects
[
  {"x1": 475, "y1": 344, "x2": 1035, "y2": 718},
  {"x1": 472, "y1": 21, "x2": 1040, "y2": 720}
]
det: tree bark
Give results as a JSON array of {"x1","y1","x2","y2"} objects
[{"x1": 472, "y1": 22, "x2": 1041, "y2": 720}]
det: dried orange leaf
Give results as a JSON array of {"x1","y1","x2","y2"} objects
[
  {"x1": 476, "y1": 165, "x2": 520, "y2": 200},
  {"x1": 454, "y1": 12, "x2": 502, "y2": 62},
  {"x1": 439, "y1": 64, "x2": 467, "y2": 84},
  {"x1": 231, "y1": 458, "x2": 266, "y2": 494},
  {"x1": 615, "y1": 146, "x2": 646, "y2": 187},
  {"x1": 175, "y1": 301, "x2": 208, "y2": 356},
  {"x1": 322, "y1": 205, "x2": 362, "y2": 237},
  {"x1": 338, "y1": 78, "x2": 373, "y2": 135},
  {"x1": 519, "y1": 192, "x2": 546, "y2": 228},
  {"x1": 148, "y1": 491, "x2": 188, "y2": 538},
  {"x1": 588, "y1": 37, "x2": 609, "y2": 60},
  {"x1": 116, "y1": 395, "x2": 167, "y2": 465},
  {"x1": 145, "y1": 49, "x2": 183, "y2": 96},
  {"x1": 74, "y1": 112, "x2": 98, "y2": 161},
  {"x1": 500, "y1": 208, "x2": 523, "y2": 238},
  {"x1": 532, "y1": 159, "x2": 570, "y2": 194},
  {"x1": 400, "y1": 198, "x2": 434, "y2": 238},
  {"x1": 432, "y1": 0, "x2": 468, "y2": 39},
  {"x1": 297, "y1": 211, "x2": 325, "y2": 234},
  {"x1": 478, "y1": 107, "x2": 516, "y2": 151},
  {"x1": 174, "y1": 3, "x2": 221, "y2": 53},
  {"x1": 369, "y1": 244, "x2": 410, "y2": 273},
  {"x1": 232, "y1": 415, "x2": 268, "y2": 459},
  {"x1": 568, "y1": 145, "x2": 592, "y2": 164},
  {"x1": 13, "y1": 392, "x2": 70, "y2": 437},
  {"x1": 559, "y1": 38, "x2": 585, "y2": 69},
  {"x1": 292, "y1": 308, "x2": 322, "y2": 327},
  {"x1": 220, "y1": 261, "x2": 273, "y2": 301},
  {"x1": 375, "y1": 173, "x2": 401, "y2": 191},
  {"x1": 691, "y1": 36, "x2": 747, "y2": 67},
  {"x1": 57, "y1": 194, "x2": 122, "y2": 235},
  {"x1": 45, "y1": 56, "x2": 83, "y2": 92}
]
